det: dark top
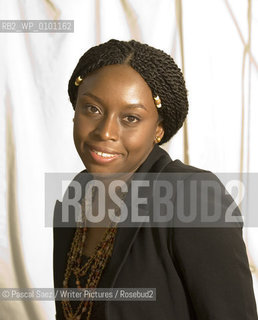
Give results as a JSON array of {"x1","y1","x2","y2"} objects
[{"x1": 53, "y1": 144, "x2": 258, "y2": 319}]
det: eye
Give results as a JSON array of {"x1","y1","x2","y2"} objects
[
  {"x1": 80, "y1": 104, "x2": 101, "y2": 115},
  {"x1": 87, "y1": 105, "x2": 100, "y2": 114},
  {"x1": 124, "y1": 115, "x2": 140, "y2": 123}
]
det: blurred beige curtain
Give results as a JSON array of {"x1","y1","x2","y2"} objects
[{"x1": 0, "y1": 0, "x2": 257, "y2": 319}]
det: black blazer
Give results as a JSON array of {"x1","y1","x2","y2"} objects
[{"x1": 53, "y1": 144, "x2": 258, "y2": 319}]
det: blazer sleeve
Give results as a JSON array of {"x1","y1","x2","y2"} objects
[{"x1": 171, "y1": 172, "x2": 258, "y2": 319}]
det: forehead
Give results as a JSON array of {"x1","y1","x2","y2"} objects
[{"x1": 77, "y1": 64, "x2": 155, "y2": 107}]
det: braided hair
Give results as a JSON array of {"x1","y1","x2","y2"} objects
[{"x1": 68, "y1": 39, "x2": 188, "y2": 144}]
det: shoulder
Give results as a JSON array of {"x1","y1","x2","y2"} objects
[
  {"x1": 152, "y1": 147, "x2": 223, "y2": 188},
  {"x1": 163, "y1": 159, "x2": 223, "y2": 188},
  {"x1": 155, "y1": 153, "x2": 243, "y2": 228},
  {"x1": 164, "y1": 158, "x2": 210, "y2": 174},
  {"x1": 154, "y1": 145, "x2": 210, "y2": 174}
]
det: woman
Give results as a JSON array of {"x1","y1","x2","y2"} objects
[{"x1": 53, "y1": 39, "x2": 258, "y2": 319}]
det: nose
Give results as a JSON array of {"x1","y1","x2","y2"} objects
[{"x1": 93, "y1": 115, "x2": 119, "y2": 141}]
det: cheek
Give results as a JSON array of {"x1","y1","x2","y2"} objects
[
  {"x1": 121, "y1": 122, "x2": 156, "y2": 151},
  {"x1": 73, "y1": 119, "x2": 89, "y2": 150},
  {"x1": 73, "y1": 116, "x2": 91, "y2": 137},
  {"x1": 73, "y1": 122, "x2": 82, "y2": 143}
]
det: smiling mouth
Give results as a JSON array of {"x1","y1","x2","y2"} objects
[
  {"x1": 92, "y1": 149, "x2": 118, "y2": 158},
  {"x1": 87, "y1": 146, "x2": 123, "y2": 164}
]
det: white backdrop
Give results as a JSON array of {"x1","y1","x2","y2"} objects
[{"x1": 0, "y1": 0, "x2": 257, "y2": 319}]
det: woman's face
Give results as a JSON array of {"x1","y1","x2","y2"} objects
[{"x1": 73, "y1": 64, "x2": 164, "y2": 176}]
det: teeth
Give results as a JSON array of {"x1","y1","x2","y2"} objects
[{"x1": 93, "y1": 150, "x2": 116, "y2": 158}]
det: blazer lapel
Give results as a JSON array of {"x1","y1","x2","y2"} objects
[{"x1": 104, "y1": 145, "x2": 172, "y2": 316}]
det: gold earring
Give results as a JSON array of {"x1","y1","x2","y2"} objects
[
  {"x1": 155, "y1": 136, "x2": 161, "y2": 143},
  {"x1": 75, "y1": 75, "x2": 83, "y2": 86},
  {"x1": 154, "y1": 95, "x2": 162, "y2": 108}
]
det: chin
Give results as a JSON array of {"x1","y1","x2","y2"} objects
[{"x1": 84, "y1": 163, "x2": 121, "y2": 174}]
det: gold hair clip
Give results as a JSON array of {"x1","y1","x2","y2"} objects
[
  {"x1": 154, "y1": 95, "x2": 162, "y2": 108},
  {"x1": 75, "y1": 75, "x2": 83, "y2": 86}
]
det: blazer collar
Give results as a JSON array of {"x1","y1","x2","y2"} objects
[{"x1": 136, "y1": 143, "x2": 172, "y2": 173}]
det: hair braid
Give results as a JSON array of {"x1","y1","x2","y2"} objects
[{"x1": 68, "y1": 39, "x2": 188, "y2": 144}]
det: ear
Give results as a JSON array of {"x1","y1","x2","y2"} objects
[{"x1": 155, "y1": 122, "x2": 164, "y2": 141}]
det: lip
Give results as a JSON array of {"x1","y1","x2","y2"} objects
[
  {"x1": 88, "y1": 145, "x2": 123, "y2": 155},
  {"x1": 87, "y1": 145, "x2": 123, "y2": 164}
]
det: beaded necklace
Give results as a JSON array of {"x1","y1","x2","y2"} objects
[{"x1": 62, "y1": 186, "x2": 125, "y2": 320}]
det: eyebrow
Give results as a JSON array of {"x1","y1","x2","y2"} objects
[
  {"x1": 82, "y1": 92, "x2": 103, "y2": 104},
  {"x1": 82, "y1": 92, "x2": 148, "y2": 111}
]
